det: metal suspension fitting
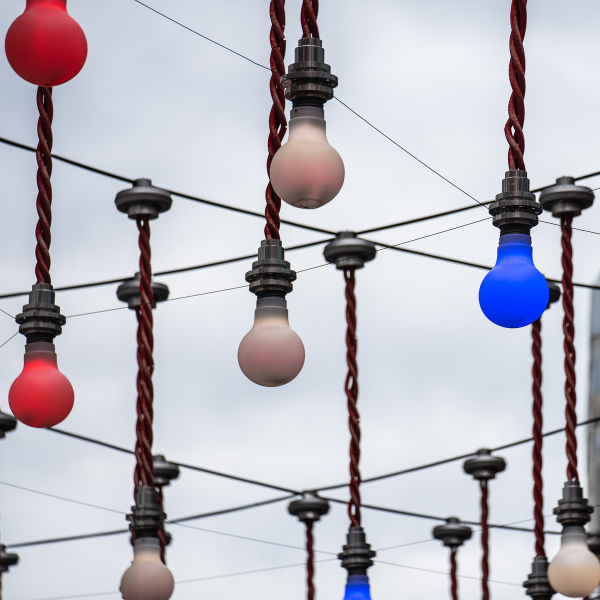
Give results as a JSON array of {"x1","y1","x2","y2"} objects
[
  {"x1": 281, "y1": 37, "x2": 338, "y2": 107},
  {"x1": 463, "y1": 448, "x2": 506, "y2": 480},
  {"x1": 323, "y1": 232, "x2": 377, "y2": 270},
  {"x1": 0, "y1": 545, "x2": 18, "y2": 574},
  {"x1": 15, "y1": 283, "x2": 66, "y2": 343},
  {"x1": 117, "y1": 272, "x2": 169, "y2": 310},
  {"x1": 539, "y1": 176, "x2": 594, "y2": 218},
  {"x1": 115, "y1": 178, "x2": 172, "y2": 220},
  {"x1": 547, "y1": 281, "x2": 561, "y2": 309},
  {"x1": 127, "y1": 486, "x2": 165, "y2": 539},
  {"x1": 0, "y1": 412, "x2": 17, "y2": 439},
  {"x1": 338, "y1": 526, "x2": 376, "y2": 576},
  {"x1": 288, "y1": 492, "x2": 330, "y2": 524},
  {"x1": 152, "y1": 455, "x2": 180, "y2": 488},
  {"x1": 553, "y1": 480, "x2": 593, "y2": 528},
  {"x1": 433, "y1": 517, "x2": 472, "y2": 549},
  {"x1": 245, "y1": 239, "x2": 296, "y2": 298},
  {"x1": 524, "y1": 556, "x2": 554, "y2": 600},
  {"x1": 489, "y1": 170, "x2": 542, "y2": 234}
]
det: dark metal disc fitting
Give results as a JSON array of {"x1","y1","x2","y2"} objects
[
  {"x1": 539, "y1": 176, "x2": 594, "y2": 218},
  {"x1": 524, "y1": 556, "x2": 555, "y2": 600},
  {"x1": 0, "y1": 545, "x2": 18, "y2": 574},
  {"x1": 117, "y1": 272, "x2": 170, "y2": 310},
  {"x1": 323, "y1": 232, "x2": 377, "y2": 270},
  {"x1": 338, "y1": 526, "x2": 376, "y2": 576},
  {"x1": 553, "y1": 480, "x2": 593, "y2": 527},
  {"x1": 463, "y1": 449, "x2": 506, "y2": 481},
  {"x1": 153, "y1": 454, "x2": 180, "y2": 488},
  {"x1": 432, "y1": 517, "x2": 472, "y2": 548},
  {"x1": 16, "y1": 283, "x2": 66, "y2": 343},
  {"x1": 115, "y1": 178, "x2": 172, "y2": 220},
  {"x1": 288, "y1": 492, "x2": 330, "y2": 524},
  {"x1": 127, "y1": 486, "x2": 165, "y2": 538},
  {"x1": 281, "y1": 37, "x2": 338, "y2": 107},
  {"x1": 547, "y1": 281, "x2": 561, "y2": 309},
  {"x1": 0, "y1": 411, "x2": 17, "y2": 438},
  {"x1": 245, "y1": 239, "x2": 296, "y2": 298},
  {"x1": 488, "y1": 171, "x2": 542, "y2": 233}
]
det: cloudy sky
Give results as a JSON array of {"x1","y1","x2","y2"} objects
[{"x1": 1, "y1": 1, "x2": 600, "y2": 599}]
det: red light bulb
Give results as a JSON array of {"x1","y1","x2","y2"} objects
[
  {"x1": 9, "y1": 342, "x2": 74, "y2": 428},
  {"x1": 5, "y1": 0, "x2": 87, "y2": 87}
]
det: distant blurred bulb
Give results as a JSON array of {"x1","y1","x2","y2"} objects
[
  {"x1": 120, "y1": 537, "x2": 174, "y2": 600},
  {"x1": 343, "y1": 574, "x2": 372, "y2": 600},
  {"x1": 9, "y1": 342, "x2": 74, "y2": 428},
  {"x1": 238, "y1": 296, "x2": 305, "y2": 387},
  {"x1": 270, "y1": 106, "x2": 344, "y2": 209},
  {"x1": 548, "y1": 529, "x2": 600, "y2": 597}
]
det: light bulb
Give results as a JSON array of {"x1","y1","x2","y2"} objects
[
  {"x1": 548, "y1": 529, "x2": 600, "y2": 597},
  {"x1": 343, "y1": 575, "x2": 372, "y2": 600},
  {"x1": 9, "y1": 342, "x2": 74, "y2": 428},
  {"x1": 238, "y1": 296, "x2": 305, "y2": 387},
  {"x1": 270, "y1": 106, "x2": 344, "y2": 209},
  {"x1": 120, "y1": 537, "x2": 174, "y2": 600},
  {"x1": 479, "y1": 233, "x2": 548, "y2": 328},
  {"x1": 5, "y1": 0, "x2": 88, "y2": 87}
]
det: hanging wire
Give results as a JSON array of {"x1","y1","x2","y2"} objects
[
  {"x1": 480, "y1": 480, "x2": 490, "y2": 600},
  {"x1": 450, "y1": 547, "x2": 459, "y2": 600}
]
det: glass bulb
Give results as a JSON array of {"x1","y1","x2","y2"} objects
[
  {"x1": 238, "y1": 296, "x2": 305, "y2": 387},
  {"x1": 120, "y1": 537, "x2": 174, "y2": 600},
  {"x1": 270, "y1": 106, "x2": 344, "y2": 209},
  {"x1": 478, "y1": 233, "x2": 548, "y2": 328},
  {"x1": 5, "y1": 0, "x2": 88, "y2": 87},
  {"x1": 9, "y1": 342, "x2": 74, "y2": 428},
  {"x1": 343, "y1": 574, "x2": 372, "y2": 600},
  {"x1": 548, "y1": 529, "x2": 600, "y2": 597}
]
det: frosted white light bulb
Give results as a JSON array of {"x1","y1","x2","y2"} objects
[
  {"x1": 238, "y1": 296, "x2": 305, "y2": 387},
  {"x1": 270, "y1": 106, "x2": 344, "y2": 209},
  {"x1": 120, "y1": 537, "x2": 174, "y2": 600},
  {"x1": 548, "y1": 529, "x2": 600, "y2": 597}
]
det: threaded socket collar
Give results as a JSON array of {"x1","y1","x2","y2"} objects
[
  {"x1": 524, "y1": 556, "x2": 555, "y2": 599},
  {"x1": 16, "y1": 283, "x2": 66, "y2": 342},
  {"x1": 489, "y1": 171, "x2": 541, "y2": 231},
  {"x1": 553, "y1": 481, "x2": 593, "y2": 527},
  {"x1": 245, "y1": 239, "x2": 296, "y2": 297},
  {"x1": 338, "y1": 526, "x2": 376, "y2": 576}
]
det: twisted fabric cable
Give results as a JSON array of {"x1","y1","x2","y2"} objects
[
  {"x1": 531, "y1": 318, "x2": 546, "y2": 555},
  {"x1": 344, "y1": 269, "x2": 361, "y2": 527},
  {"x1": 35, "y1": 87, "x2": 54, "y2": 284},
  {"x1": 306, "y1": 522, "x2": 315, "y2": 600},
  {"x1": 561, "y1": 215, "x2": 579, "y2": 481},
  {"x1": 301, "y1": 0, "x2": 319, "y2": 38},
  {"x1": 264, "y1": 0, "x2": 287, "y2": 240},
  {"x1": 480, "y1": 480, "x2": 490, "y2": 600},
  {"x1": 505, "y1": 0, "x2": 527, "y2": 170},
  {"x1": 450, "y1": 547, "x2": 458, "y2": 600},
  {"x1": 157, "y1": 486, "x2": 167, "y2": 564}
]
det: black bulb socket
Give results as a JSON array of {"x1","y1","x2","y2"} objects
[
  {"x1": 338, "y1": 527, "x2": 376, "y2": 576},
  {"x1": 524, "y1": 556, "x2": 555, "y2": 600},
  {"x1": 246, "y1": 239, "x2": 296, "y2": 298}
]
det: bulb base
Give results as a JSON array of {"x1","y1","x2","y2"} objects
[
  {"x1": 554, "y1": 481, "x2": 594, "y2": 527},
  {"x1": 245, "y1": 239, "x2": 296, "y2": 297},
  {"x1": 524, "y1": 556, "x2": 555, "y2": 599},
  {"x1": 338, "y1": 526, "x2": 376, "y2": 576},
  {"x1": 117, "y1": 272, "x2": 170, "y2": 310},
  {"x1": 288, "y1": 492, "x2": 330, "y2": 524},
  {"x1": 489, "y1": 171, "x2": 542, "y2": 231},
  {"x1": 16, "y1": 283, "x2": 66, "y2": 343},
  {"x1": 539, "y1": 176, "x2": 595, "y2": 218},
  {"x1": 463, "y1": 448, "x2": 506, "y2": 481},
  {"x1": 281, "y1": 37, "x2": 338, "y2": 106},
  {"x1": 127, "y1": 487, "x2": 166, "y2": 539},
  {"x1": 115, "y1": 179, "x2": 172, "y2": 220},
  {"x1": 432, "y1": 517, "x2": 472, "y2": 548},
  {"x1": 323, "y1": 232, "x2": 377, "y2": 270}
]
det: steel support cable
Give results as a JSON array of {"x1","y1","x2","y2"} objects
[{"x1": 531, "y1": 318, "x2": 545, "y2": 556}]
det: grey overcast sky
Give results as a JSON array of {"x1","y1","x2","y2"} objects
[{"x1": 1, "y1": 1, "x2": 600, "y2": 599}]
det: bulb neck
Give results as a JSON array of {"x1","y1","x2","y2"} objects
[
  {"x1": 23, "y1": 342, "x2": 57, "y2": 365},
  {"x1": 289, "y1": 106, "x2": 325, "y2": 121},
  {"x1": 343, "y1": 574, "x2": 372, "y2": 600},
  {"x1": 26, "y1": 0, "x2": 68, "y2": 9},
  {"x1": 561, "y1": 526, "x2": 588, "y2": 545},
  {"x1": 255, "y1": 296, "x2": 289, "y2": 323}
]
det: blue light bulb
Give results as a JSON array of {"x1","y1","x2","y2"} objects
[
  {"x1": 343, "y1": 575, "x2": 372, "y2": 600},
  {"x1": 479, "y1": 233, "x2": 548, "y2": 328}
]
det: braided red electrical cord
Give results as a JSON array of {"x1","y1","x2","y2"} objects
[
  {"x1": 561, "y1": 215, "x2": 579, "y2": 482},
  {"x1": 450, "y1": 548, "x2": 458, "y2": 600},
  {"x1": 306, "y1": 522, "x2": 315, "y2": 600},
  {"x1": 480, "y1": 480, "x2": 490, "y2": 600},
  {"x1": 157, "y1": 486, "x2": 167, "y2": 564},
  {"x1": 344, "y1": 268, "x2": 362, "y2": 527},
  {"x1": 134, "y1": 217, "x2": 155, "y2": 496},
  {"x1": 531, "y1": 318, "x2": 546, "y2": 556},
  {"x1": 504, "y1": 0, "x2": 527, "y2": 171},
  {"x1": 264, "y1": 0, "x2": 287, "y2": 240},
  {"x1": 301, "y1": 0, "x2": 319, "y2": 38},
  {"x1": 35, "y1": 87, "x2": 54, "y2": 284}
]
